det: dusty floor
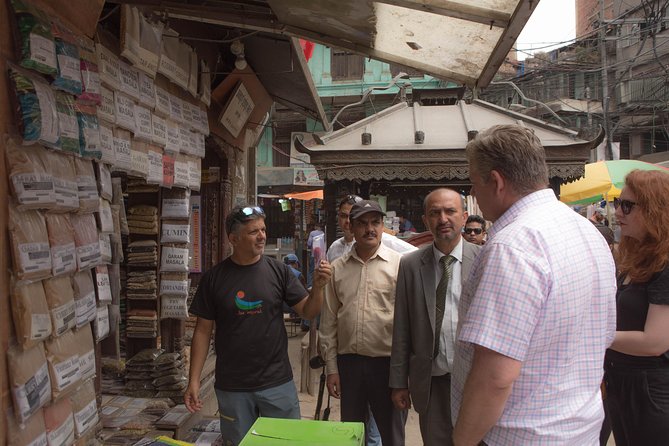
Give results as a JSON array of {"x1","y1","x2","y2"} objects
[{"x1": 287, "y1": 330, "x2": 423, "y2": 445}]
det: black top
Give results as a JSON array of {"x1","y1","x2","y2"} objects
[
  {"x1": 606, "y1": 265, "x2": 669, "y2": 365},
  {"x1": 189, "y1": 256, "x2": 308, "y2": 391}
]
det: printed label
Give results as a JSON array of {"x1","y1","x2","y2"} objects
[
  {"x1": 79, "y1": 348, "x2": 96, "y2": 381},
  {"x1": 52, "y1": 301, "x2": 76, "y2": 336},
  {"x1": 19, "y1": 242, "x2": 51, "y2": 274},
  {"x1": 83, "y1": 69, "x2": 100, "y2": 95},
  {"x1": 96, "y1": 44, "x2": 121, "y2": 90},
  {"x1": 174, "y1": 160, "x2": 190, "y2": 187},
  {"x1": 189, "y1": 160, "x2": 201, "y2": 189},
  {"x1": 76, "y1": 175, "x2": 99, "y2": 201},
  {"x1": 75, "y1": 291, "x2": 96, "y2": 327},
  {"x1": 31, "y1": 314, "x2": 51, "y2": 340},
  {"x1": 99, "y1": 234, "x2": 112, "y2": 261},
  {"x1": 12, "y1": 173, "x2": 55, "y2": 205},
  {"x1": 139, "y1": 72, "x2": 156, "y2": 108},
  {"x1": 53, "y1": 177, "x2": 78, "y2": 209},
  {"x1": 96, "y1": 269, "x2": 112, "y2": 303},
  {"x1": 175, "y1": 66, "x2": 189, "y2": 90},
  {"x1": 162, "y1": 198, "x2": 190, "y2": 218},
  {"x1": 29, "y1": 33, "x2": 57, "y2": 70},
  {"x1": 114, "y1": 93, "x2": 136, "y2": 132},
  {"x1": 160, "y1": 247, "x2": 190, "y2": 272},
  {"x1": 161, "y1": 224, "x2": 190, "y2": 244},
  {"x1": 52, "y1": 242, "x2": 77, "y2": 276},
  {"x1": 161, "y1": 295, "x2": 188, "y2": 318},
  {"x1": 131, "y1": 150, "x2": 149, "y2": 176},
  {"x1": 160, "y1": 279, "x2": 189, "y2": 296},
  {"x1": 134, "y1": 105, "x2": 153, "y2": 140},
  {"x1": 151, "y1": 114, "x2": 167, "y2": 146},
  {"x1": 83, "y1": 127, "x2": 101, "y2": 153},
  {"x1": 52, "y1": 354, "x2": 81, "y2": 391},
  {"x1": 181, "y1": 102, "x2": 193, "y2": 128},
  {"x1": 13, "y1": 362, "x2": 50, "y2": 421},
  {"x1": 26, "y1": 433, "x2": 47, "y2": 446},
  {"x1": 99, "y1": 125, "x2": 115, "y2": 165},
  {"x1": 32, "y1": 82, "x2": 59, "y2": 145},
  {"x1": 47, "y1": 412, "x2": 74, "y2": 446},
  {"x1": 57, "y1": 54, "x2": 80, "y2": 82},
  {"x1": 113, "y1": 136, "x2": 132, "y2": 171},
  {"x1": 165, "y1": 121, "x2": 180, "y2": 154},
  {"x1": 58, "y1": 111, "x2": 79, "y2": 140},
  {"x1": 76, "y1": 242, "x2": 101, "y2": 270},
  {"x1": 154, "y1": 86, "x2": 171, "y2": 116},
  {"x1": 178, "y1": 126, "x2": 193, "y2": 155},
  {"x1": 98, "y1": 87, "x2": 116, "y2": 123},
  {"x1": 74, "y1": 399, "x2": 99, "y2": 436},
  {"x1": 119, "y1": 61, "x2": 140, "y2": 99},
  {"x1": 159, "y1": 55, "x2": 178, "y2": 81},
  {"x1": 169, "y1": 95, "x2": 183, "y2": 123},
  {"x1": 95, "y1": 305, "x2": 110, "y2": 339},
  {"x1": 147, "y1": 149, "x2": 164, "y2": 184}
]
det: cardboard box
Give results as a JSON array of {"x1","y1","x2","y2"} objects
[{"x1": 239, "y1": 418, "x2": 364, "y2": 445}]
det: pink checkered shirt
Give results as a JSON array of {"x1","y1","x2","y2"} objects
[{"x1": 451, "y1": 189, "x2": 617, "y2": 445}]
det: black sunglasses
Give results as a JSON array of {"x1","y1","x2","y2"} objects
[
  {"x1": 464, "y1": 227, "x2": 483, "y2": 235},
  {"x1": 227, "y1": 206, "x2": 265, "y2": 233},
  {"x1": 613, "y1": 198, "x2": 637, "y2": 215},
  {"x1": 340, "y1": 194, "x2": 363, "y2": 207}
]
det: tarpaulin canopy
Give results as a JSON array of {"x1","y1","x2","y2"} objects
[{"x1": 284, "y1": 190, "x2": 323, "y2": 201}]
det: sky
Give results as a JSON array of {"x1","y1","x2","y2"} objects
[{"x1": 516, "y1": 0, "x2": 577, "y2": 60}]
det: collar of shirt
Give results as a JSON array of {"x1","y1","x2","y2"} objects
[
  {"x1": 431, "y1": 236, "x2": 464, "y2": 265},
  {"x1": 487, "y1": 189, "x2": 557, "y2": 240},
  {"x1": 346, "y1": 241, "x2": 393, "y2": 264}
]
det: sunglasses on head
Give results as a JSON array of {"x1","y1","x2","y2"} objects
[
  {"x1": 464, "y1": 227, "x2": 483, "y2": 235},
  {"x1": 613, "y1": 198, "x2": 637, "y2": 215},
  {"x1": 227, "y1": 206, "x2": 265, "y2": 233}
]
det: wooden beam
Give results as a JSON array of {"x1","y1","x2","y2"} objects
[
  {"x1": 477, "y1": 0, "x2": 540, "y2": 89},
  {"x1": 374, "y1": 0, "x2": 510, "y2": 27}
]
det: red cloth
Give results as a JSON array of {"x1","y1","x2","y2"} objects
[{"x1": 299, "y1": 39, "x2": 315, "y2": 62}]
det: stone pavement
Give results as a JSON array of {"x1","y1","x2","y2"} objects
[{"x1": 287, "y1": 331, "x2": 423, "y2": 445}]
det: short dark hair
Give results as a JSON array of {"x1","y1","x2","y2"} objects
[
  {"x1": 338, "y1": 194, "x2": 363, "y2": 210},
  {"x1": 466, "y1": 215, "x2": 486, "y2": 230}
]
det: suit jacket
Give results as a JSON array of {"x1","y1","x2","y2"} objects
[{"x1": 389, "y1": 240, "x2": 481, "y2": 414}]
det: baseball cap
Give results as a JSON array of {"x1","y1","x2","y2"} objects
[
  {"x1": 349, "y1": 200, "x2": 386, "y2": 221},
  {"x1": 283, "y1": 253, "x2": 300, "y2": 266}
]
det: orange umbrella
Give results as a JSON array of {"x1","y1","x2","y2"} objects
[{"x1": 284, "y1": 190, "x2": 323, "y2": 201}]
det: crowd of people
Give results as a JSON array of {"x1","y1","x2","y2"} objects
[{"x1": 184, "y1": 124, "x2": 669, "y2": 446}]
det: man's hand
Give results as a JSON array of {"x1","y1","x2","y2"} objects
[
  {"x1": 312, "y1": 260, "x2": 332, "y2": 289},
  {"x1": 391, "y1": 388, "x2": 412, "y2": 410},
  {"x1": 184, "y1": 382, "x2": 203, "y2": 413},
  {"x1": 326, "y1": 373, "x2": 341, "y2": 399}
]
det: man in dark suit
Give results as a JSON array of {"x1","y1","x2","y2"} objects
[{"x1": 389, "y1": 188, "x2": 481, "y2": 446}]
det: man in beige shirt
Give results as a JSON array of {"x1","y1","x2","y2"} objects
[{"x1": 320, "y1": 200, "x2": 407, "y2": 446}]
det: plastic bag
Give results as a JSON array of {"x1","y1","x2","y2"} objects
[
  {"x1": 76, "y1": 35, "x2": 101, "y2": 105},
  {"x1": 51, "y1": 20, "x2": 82, "y2": 95},
  {"x1": 10, "y1": 0, "x2": 57, "y2": 75},
  {"x1": 76, "y1": 102, "x2": 101, "y2": 159},
  {"x1": 6, "y1": 141, "x2": 56, "y2": 210},
  {"x1": 9, "y1": 203, "x2": 52, "y2": 280},
  {"x1": 11, "y1": 279, "x2": 52, "y2": 349},
  {"x1": 7, "y1": 342, "x2": 51, "y2": 425},
  {"x1": 54, "y1": 90, "x2": 80, "y2": 154},
  {"x1": 312, "y1": 234, "x2": 326, "y2": 266}
]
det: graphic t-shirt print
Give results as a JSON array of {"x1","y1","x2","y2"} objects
[{"x1": 234, "y1": 290, "x2": 263, "y2": 315}]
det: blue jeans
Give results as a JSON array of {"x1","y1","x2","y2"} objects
[
  {"x1": 215, "y1": 380, "x2": 301, "y2": 445},
  {"x1": 368, "y1": 410, "x2": 383, "y2": 446}
]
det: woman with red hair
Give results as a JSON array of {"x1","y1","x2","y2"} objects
[{"x1": 604, "y1": 169, "x2": 669, "y2": 445}]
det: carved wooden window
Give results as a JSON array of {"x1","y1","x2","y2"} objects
[{"x1": 331, "y1": 49, "x2": 364, "y2": 81}]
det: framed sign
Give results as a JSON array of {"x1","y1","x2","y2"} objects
[{"x1": 219, "y1": 82, "x2": 255, "y2": 138}]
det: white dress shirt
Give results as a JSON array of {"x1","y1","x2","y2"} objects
[
  {"x1": 327, "y1": 233, "x2": 418, "y2": 263},
  {"x1": 431, "y1": 237, "x2": 463, "y2": 376}
]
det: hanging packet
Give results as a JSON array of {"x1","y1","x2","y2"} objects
[
  {"x1": 46, "y1": 213, "x2": 77, "y2": 277},
  {"x1": 75, "y1": 102, "x2": 101, "y2": 159},
  {"x1": 10, "y1": 0, "x2": 57, "y2": 75},
  {"x1": 6, "y1": 141, "x2": 56, "y2": 210},
  {"x1": 7, "y1": 343, "x2": 51, "y2": 426},
  {"x1": 51, "y1": 20, "x2": 82, "y2": 95},
  {"x1": 54, "y1": 90, "x2": 80, "y2": 154},
  {"x1": 43, "y1": 275, "x2": 77, "y2": 337},
  {"x1": 11, "y1": 279, "x2": 52, "y2": 349},
  {"x1": 9, "y1": 203, "x2": 52, "y2": 281},
  {"x1": 77, "y1": 35, "x2": 101, "y2": 105}
]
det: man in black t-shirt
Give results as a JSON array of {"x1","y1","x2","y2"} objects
[{"x1": 185, "y1": 205, "x2": 332, "y2": 445}]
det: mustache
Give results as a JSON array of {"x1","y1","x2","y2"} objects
[{"x1": 362, "y1": 231, "x2": 377, "y2": 238}]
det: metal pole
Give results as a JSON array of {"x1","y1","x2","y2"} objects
[{"x1": 600, "y1": 0, "x2": 614, "y2": 160}]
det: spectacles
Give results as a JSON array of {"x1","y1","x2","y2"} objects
[
  {"x1": 227, "y1": 206, "x2": 265, "y2": 233},
  {"x1": 614, "y1": 198, "x2": 637, "y2": 215},
  {"x1": 464, "y1": 227, "x2": 483, "y2": 235}
]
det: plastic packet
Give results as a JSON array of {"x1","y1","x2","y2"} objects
[
  {"x1": 54, "y1": 90, "x2": 80, "y2": 154},
  {"x1": 76, "y1": 102, "x2": 101, "y2": 159},
  {"x1": 45, "y1": 149, "x2": 79, "y2": 212},
  {"x1": 7, "y1": 343, "x2": 51, "y2": 425},
  {"x1": 8, "y1": 64, "x2": 60, "y2": 148},
  {"x1": 76, "y1": 35, "x2": 101, "y2": 105},
  {"x1": 72, "y1": 269, "x2": 96, "y2": 328},
  {"x1": 70, "y1": 213, "x2": 101, "y2": 270},
  {"x1": 11, "y1": 279, "x2": 52, "y2": 349},
  {"x1": 74, "y1": 157, "x2": 101, "y2": 213},
  {"x1": 43, "y1": 275, "x2": 76, "y2": 337},
  {"x1": 51, "y1": 20, "x2": 82, "y2": 95},
  {"x1": 6, "y1": 141, "x2": 56, "y2": 210},
  {"x1": 10, "y1": 0, "x2": 58, "y2": 75},
  {"x1": 46, "y1": 213, "x2": 77, "y2": 276},
  {"x1": 313, "y1": 234, "x2": 326, "y2": 266},
  {"x1": 9, "y1": 203, "x2": 52, "y2": 281},
  {"x1": 71, "y1": 380, "x2": 98, "y2": 438},
  {"x1": 45, "y1": 329, "x2": 81, "y2": 399}
]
